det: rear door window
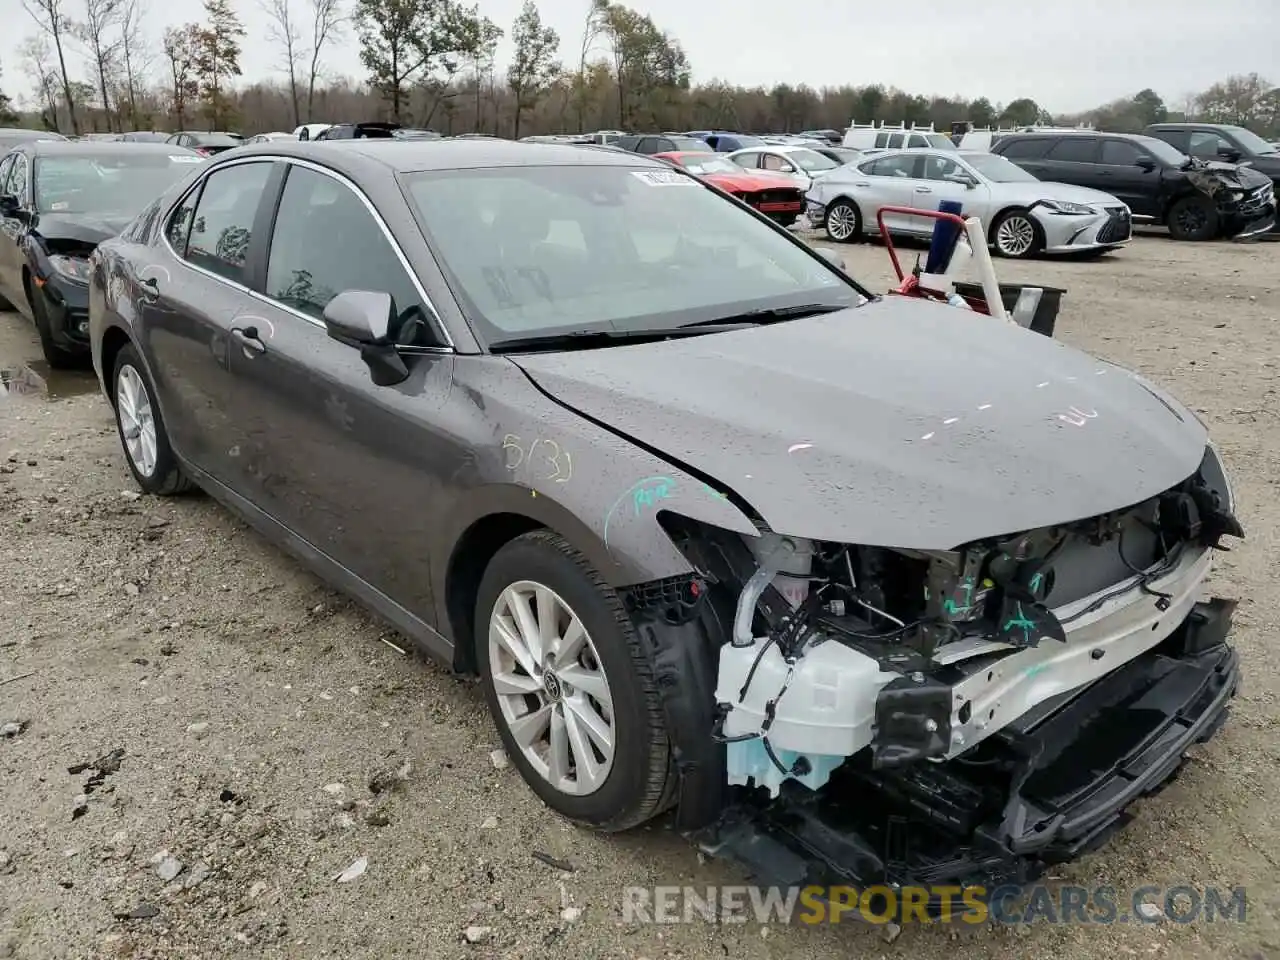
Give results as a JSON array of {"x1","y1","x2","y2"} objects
[
  {"x1": 182, "y1": 161, "x2": 273, "y2": 285},
  {"x1": 1046, "y1": 137, "x2": 1099, "y2": 163},
  {"x1": 863, "y1": 154, "x2": 920, "y2": 178}
]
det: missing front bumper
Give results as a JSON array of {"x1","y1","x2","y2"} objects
[{"x1": 693, "y1": 599, "x2": 1239, "y2": 900}]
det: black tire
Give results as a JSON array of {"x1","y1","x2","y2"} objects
[
  {"x1": 110, "y1": 344, "x2": 195, "y2": 496},
  {"x1": 0, "y1": 288, "x2": 13, "y2": 311},
  {"x1": 991, "y1": 208, "x2": 1043, "y2": 259},
  {"x1": 27, "y1": 281, "x2": 83, "y2": 369},
  {"x1": 475, "y1": 530, "x2": 674, "y2": 832},
  {"x1": 823, "y1": 198, "x2": 862, "y2": 243},
  {"x1": 1167, "y1": 195, "x2": 1218, "y2": 242}
]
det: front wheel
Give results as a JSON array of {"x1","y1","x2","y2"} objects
[
  {"x1": 991, "y1": 209, "x2": 1043, "y2": 259},
  {"x1": 1167, "y1": 195, "x2": 1218, "y2": 241},
  {"x1": 824, "y1": 199, "x2": 862, "y2": 243},
  {"x1": 111, "y1": 344, "x2": 194, "y2": 496},
  {"x1": 476, "y1": 530, "x2": 675, "y2": 832}
]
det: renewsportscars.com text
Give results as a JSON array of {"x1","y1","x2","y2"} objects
[{"x1": 621, "y1": 884, "x2": 1248, "y2": 926}]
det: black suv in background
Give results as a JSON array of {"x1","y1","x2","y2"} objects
[
  {"x1": 991, "y1": 130, "x2": 1275, "y2": 241},
  {"x1": 1143, "y1": 122, "x2": 1280, "y2": 191}
]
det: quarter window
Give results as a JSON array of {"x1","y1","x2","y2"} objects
[
  {"x1": 183, "y1": 162, "x2": 272, "y2": 285},
  {"x1": 264, "y1": 165, "x2": 428, "y2": 333}
]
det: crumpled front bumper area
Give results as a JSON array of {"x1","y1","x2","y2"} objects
[{"x1": 694, "y1": 599, "x2": 1239, "y2": 903}]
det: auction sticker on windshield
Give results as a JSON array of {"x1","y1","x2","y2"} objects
[
  {"x1": 632, "y1": 170, "x2": 697, "y2": 186},
  {"x1": 170, "y1": 155, "x2": 204, "y2": 163}
]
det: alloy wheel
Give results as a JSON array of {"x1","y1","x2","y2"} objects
[
  {"x1": 827, "y1": 203, "x2": 858, "y2": 241},
  {"x1": 487, "y1": 580, "x2": 615, "y2": 796},
  {"x1": 1176, "y1": 205, "x2": 1207, "y2": 235},
  {"x1": 996, "y1": 215, "x2": 1036, "y2": 256},
  {"x1": 116, "y1": 364, "x2": 158, "y2": 477}
]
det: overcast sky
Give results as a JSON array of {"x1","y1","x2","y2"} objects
[{"x1": 1, "y1": 0, "x2": 1276, "y2": 116}]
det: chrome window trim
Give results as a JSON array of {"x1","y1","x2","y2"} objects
[{"x1": 157, "y1": 152, "x2": 455, "y2": 350}]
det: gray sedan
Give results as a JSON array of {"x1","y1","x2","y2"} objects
[{"x1": 85, "y1": 139, "x2": 1241, "y2": 895}]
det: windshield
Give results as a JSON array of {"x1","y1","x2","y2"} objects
[
  {"x1": 787, "y1": 148, "x2": 838, "y2": 171},
  {"x1": 1134, "y1": 135, "x2": 1191, "y2": 167},
  {"x1": 405, "y1": 165, "x2": 865, "y2": 345},
  {"x1": 1220, "y1": 125, "x2": 1277, "y2": 155},
  {"x1": 678, "y1": 154, "x2": 743, "y2": 175},
  {"x1": 34, "y1": 153, "x2": 204, "y2": 216},
  {"x1": 964, "y1": 153, "x2": 1039, "y2": 183}
]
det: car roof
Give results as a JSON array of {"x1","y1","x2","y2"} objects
[
  {"x1": 24, "y1": 140, "x2": 202, "y2": 157},
  {"x1": 0, "y1": 128, "x2": 68, "y2": 142},
  {"x1": 225, "y1": 138, "x2": 669, "y2": 173}
]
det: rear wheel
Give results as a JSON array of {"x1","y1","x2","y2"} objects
[
  {"x1": 1167, "y1": 195, "x2": 1218, "y2": 241},
  {"x1": 111, "y1": 344, "x2": 194, "y2": 496},
  {"x1": 476, "y1": 530, "x2": 674, "y2": 832},
  {"x1": 991, "y1": 209, "x2": 1043, "y2": 259},
  {"x1": 824, "y1": 198, "x2": 862, "y2": 243}
]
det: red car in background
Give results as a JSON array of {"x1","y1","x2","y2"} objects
[{"x1": 654, "y1": 151, "x2": 806, "y2": 227}]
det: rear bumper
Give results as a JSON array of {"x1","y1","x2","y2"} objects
[{"x1": 694, "y1": 598, "x2": 1239, "y2": 905}]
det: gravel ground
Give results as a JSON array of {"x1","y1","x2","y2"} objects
[{"x1": 0, "y1": 233, "x2": 1277, "y2": 960}]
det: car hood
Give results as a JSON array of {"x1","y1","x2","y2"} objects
[
  {"x1": 704, "y1": 172, "x2": 803, "y2": 192},
  {"x1": 1190, "y1": 160, "x2": 1271, "y2": 190},
  {"x1": 995, "y1": 180, "x2": 1122, "y2": 208},
  {"x1": 32, "y1": 212, "x2": 132, "y2": 245},
  {"x1": 512, "y1": 297, "x2": 1208, "y2": 549}
]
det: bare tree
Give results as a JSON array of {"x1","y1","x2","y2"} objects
[
  {"x1": 80, "y1": 0, "x2": 124, "y2": 130},
  {"x1": 508, "y1": 1, "x2": 559, "y2": 139},
  {"x1": 162, "y1": 23, "x2": 199, "y2": 128},
  {"x1": 573, "y1": 0, "x2": 606, "y2": 129},
  {"x1": 261, "y1": 0, "x2": 303, "y2": 128},
  {"x1": 22, "y1": 0, "x2": 81, "y2": 134},
  {"x1": 117, "y1": 0, "x2": 152, "y2": 129},
  {"x1": 305, "y1": 0, "x2": 345, "y2": 122}
]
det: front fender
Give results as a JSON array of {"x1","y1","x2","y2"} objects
[{"x1": 432, "y1": 360, "x2": 763, "y2": 613}]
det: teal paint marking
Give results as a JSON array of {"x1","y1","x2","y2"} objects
[
  {"x1": 1029, "y1": 572, "x2": 1044, "y2": 595},
  {"x1": 602, "y1": 475, "x2": 678, "y2": 548},
  {"x1": 1024, "y1": 662, "x2": 1051, "y2": 680},
  {"x1": 944, "y1": 577, "x2": 976, "y2": 617},
  {"x1": 1002, "y1": 602, "x2": 1037, "y2": 646}
]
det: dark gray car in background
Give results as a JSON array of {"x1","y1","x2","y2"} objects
[{"x1": 86, "y1": 138, "x2": 1243, "y2": 903}]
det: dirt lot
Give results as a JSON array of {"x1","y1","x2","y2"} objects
[{"x1": 1, "y1": 233, "x2": 1277, "y2": 960}]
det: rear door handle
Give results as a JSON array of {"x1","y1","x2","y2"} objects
[
  {"x1": 231, "y1": 326, "x2": 266, "y2": 356},
  {"x1": 914, "y1": 186, "x2": 933, "y2": 194}
]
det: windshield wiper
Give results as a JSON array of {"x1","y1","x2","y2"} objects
[
  {"x1": 683, "y1": 302, "x2": 849, "y2": 327},
  {"x1": 489, "y1": 323, "x2": 755, "y2": 354}
]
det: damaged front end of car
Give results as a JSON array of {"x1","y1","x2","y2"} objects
[
  {"x1": 1187, "y1": 163, "x2": 1277, "y2": 241},
  {"x1": 623, "y1": 444, "x2": 1242, "y2": 903}
]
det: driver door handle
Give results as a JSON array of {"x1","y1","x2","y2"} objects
[
  {"x1": 914, "y1": 186, "x2": 933, "y2": 194},
  {"x1": 231, "y1": 326, "x2": 266, "y2": 356}
]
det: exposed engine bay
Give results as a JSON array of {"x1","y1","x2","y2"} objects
[{"x1": 625, "y1": 445, "x2": 1243, "y2": 897}]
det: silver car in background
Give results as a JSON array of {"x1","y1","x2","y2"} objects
[{"x1": 806, "y1": 148, "x2": 1133, "y2": 258}]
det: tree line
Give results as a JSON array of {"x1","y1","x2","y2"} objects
[{"x1": 5, "y1": 0, "x2": 1279, "y2": 141}]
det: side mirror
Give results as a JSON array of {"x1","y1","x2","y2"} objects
[
  {"x1": 1135, "y1": 157, "x2": 1156, "y2": 172},
  {"x1": 1221, "y1": 148, "x2": 1241, "y2": 163},
  {"x1": 0, "y1": 194, "x2": 18, "y2": 216},
  {"x1": 322, "y1": 290, "x2": 409, "y2": 387}
]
